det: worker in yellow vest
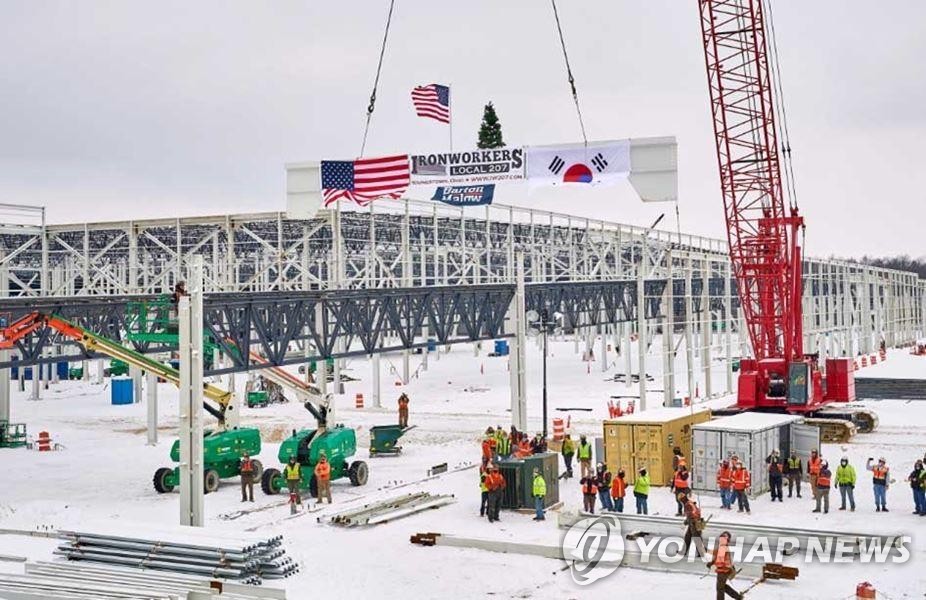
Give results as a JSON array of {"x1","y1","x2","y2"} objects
[
  {"x1": 577, "y1": 435, "x2": 593, "y2": 478},
  {"x1": 532, "y1": 467, "x2": 547, "y2": 521},
  {"x1": 283, "y1": 456, "x2": 302, "y2": 513}
]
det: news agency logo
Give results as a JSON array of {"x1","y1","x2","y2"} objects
[{"x1": 560, "y1": 515, "x2": 625, "y2": 585}]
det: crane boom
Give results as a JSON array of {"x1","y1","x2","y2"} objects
[
  {"x1": 0, "y1": 312, "x2": 232, "y2": 422},
  {"x1": 698, "y1": 0, "x2": 801, "y2": 363}
]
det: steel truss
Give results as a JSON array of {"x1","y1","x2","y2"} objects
[{"x1": 0, "y1": 199, "x2": 922, "y2": 367}]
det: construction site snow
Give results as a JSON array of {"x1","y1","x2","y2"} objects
[{"x1": 1, "y1": 340, "x2": 924, "y2": 599}]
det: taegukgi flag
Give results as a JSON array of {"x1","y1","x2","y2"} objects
[{"x1": 526, "y1": 140, "x2": 631, "y2": 189}]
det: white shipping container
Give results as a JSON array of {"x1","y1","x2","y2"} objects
[{"x1": 691, "y1": 413, "x2": 819, "y2": 497}]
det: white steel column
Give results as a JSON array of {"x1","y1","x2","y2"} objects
[
  {"x1": 315, "y1": 303, "x2": 328, "y2": 396},
  {"x1": 0, "y1": 262, "x2": 9, "y2": 422},
  {"x1": 724, "y1": 261, "x2": 734, "y2": 394},
  {"x1": 178, "y1": 257, "x2": 204, "y2": 527},
  {"x1": 684, "y1": 258, "x2": 695, "y2": 400},
  {"x1": 372, "y1": 353, "x2": 382, "y2": 409},
  {"x1": 599, "y1": 326, "x2": 607, "y2": 373},
  {"x1": 146, "y1": 370, "x2": 158, "y2": 446},
  {"x1": 131, "y1": 366, "x2": 143, "y2": 404},
  {"x1": 636, "y1": 253, "x2": 647, "y2": 411},
  {"x1": 701, "y1": 263, "x2": 712, "y2": 398},
  {"x1": 509, "y1": 252, "x2": 527, "y2": 431},
  {"x1": 662, "y1": 250, "x2": 674, "y2": 407},
  {"x1": 623, "y1": 323, "x2": 632, "y2": 388}
]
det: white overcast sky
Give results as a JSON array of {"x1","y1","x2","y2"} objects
[{"x1": 1, "y1": 1, "x2": 923, "y2": 258}]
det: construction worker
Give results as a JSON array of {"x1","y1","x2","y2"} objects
[
  {"x1": 808, "y1": 449, "x2": 822, "y2": 494},
  {"x1": 610, "y1": 469, "x2": 627, "y2": 513},
  {"x1": 595, "y1": 463, "x2": 613, "y2": 511},
  {"x1": 530, "y1": 432, "x2": 547, "y2": 455},
  {"x1": 478, "y1": 467, "x2": 489, "y2": 517},
  {"x1": 495, "y1": 429, "x2": 511, "y2": 460},
  {"x1": 672, "y1": 465, "x2": 691, "y2": 516},
  {"x1": 786, "y1": 451, "x2": 803, "y2": 498},
  {"x1": 835, "y1": 456, "x2": 857, "y2": 511},
  {"x1": 561, "y1": 434, "x2": 575, "y2": 478},
  {"x1": 732, "y1": 463, "x2": 751, "y2": 514},
  {"x1": 717, "y1": 460, "x2": 733, "y2": 510},
  {"x1": 672, "y1": 446, "x2": 687, "y2": 472},
  {"x1": 481, "y1": 431, "x2": 494, "y2": 469},
  {"x1": 283, "y1": 455, "x2": 302, "y2": 512},
  {"x1": 766, "y1": 450, "x2": 784, "y2": 502},
  {"x1": 813, "y1": 460, "x2": 832, "y2": 513},
  {"x1": 633, "y1": 467, "x2": 650, "y2": 515},
  {"x1": 484, "y1": 464, "x2": 506, "y2": 523},
  {"x1": 866, "y1": 457, "x2": 891, "y2": 512},
  {"x1": 577, "y1": 435, "x2": 593, "y2": 478},
  {"x1": 580, "y1": 475, "x2": 598, "y2": 514},
  {"x1": 908, "y1": 459, "x2": 926, "y2": 516},
  {"x1": 314, "y1": 453, "x2": 332, "y2": 504},
  {"x1": 239, "y1": 452, "x2": 256, "y2": 502},
  {"x1": 707, "y1": 531, "x2": 743, "y2": 600},
  {"x1": 397, "y1": 393, "x2": 409, "y2": 428},
  {"x1": 682, "y1": 498, "x2": 706, "y2": 558},
  {"x1": 532, "y1": 467, "x2": 547, "y2": 521},
  {"x1": 509, "y1": 424, "x2": 521, "y2": 445},
  {"x1": 515, "y1": 436, "x2": 532, "y2": 458}
]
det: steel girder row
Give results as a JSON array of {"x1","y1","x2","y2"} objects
[{"x1": 0, "y1": 278, "x2": 723, "y2": 376}]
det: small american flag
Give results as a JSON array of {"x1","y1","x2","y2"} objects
[
  {"x1": 321, "y1": 154, "x2": 410, "y2": 207},
  {"x1": 411, "y1": 84, "x2": 450, "y2": 124}
]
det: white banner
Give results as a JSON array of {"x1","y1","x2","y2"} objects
[
  {"x1": 526, "y1": 140, "x2": 631, "y2": 189},
  {"x1": 409, "y1": 148, "x2": 524, "y2": 186}
]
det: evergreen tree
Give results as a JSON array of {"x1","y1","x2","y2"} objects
[{"x1": 477, "y1": 102, "x2": 505, "y2": 149}]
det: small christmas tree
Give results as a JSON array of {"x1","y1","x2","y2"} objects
[{"x1": 477, "y1": 102, "x2": 505, "y2": 149}]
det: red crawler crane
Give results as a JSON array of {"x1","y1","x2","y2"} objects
[{"x1": 697, "y1": 1, "x2": 870, "y2": 434}]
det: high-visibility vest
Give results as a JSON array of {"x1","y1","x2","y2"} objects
[
  {"x1": 676, "y1": 455, "x2": 687, "y2": 469},
  {"x1": 479, "y1": 473, "x2": 488, "y2": 492},
  {"x1": 713, "y1": 542, "x2": 733, "y2": 574},
  {"x1": 717, "y1": 467, "x2": 732, "y2": 489},
  {"x1": 872, "y1": 466, "x2": 889, "y2": 485},
  {"x1": 561, "y1": 438, "x2": 575, "y2": 456},
  {"x1": 241, "y1": 459, "x2": 254, "y2": 473},
  {"x1": 787, "y1": 457, "x2": 802, "y2": 472},
  {"x1": 533, "y1": 474, "x2": 547, "y2": 497},
  {"x1": 283, "y1": 463, "x2": 301, "y2": 481},
  {"x1": 398, "y1": 396, "x2": 409, "y2": 408},
  {"x1": 817, "y1": 470, "x2": 832, "y2": 488},
  {"x1": 486, "y1": 472, "x2": 505, "y2": 491},
  {"x1": 768, "y1": 460, "x2": 782, "y2": 475},
  {"x1": 482, "y1": 439, "x2": 493, "y2": 458},
  {"x1": 496, "y1": 435, "x2": 511, "y2": 456},
  {"x1": 582, "y1": 480, "x2": 598, "y2": 495},
  {"x1": 674, "y1": 472, "x2": 690, "y2": 490},
  {"x1": 732, "y1": 468, "x2": 750, "y2": 491},
  {"x1": 314, "y1": 461, "x2": 331, "y2": 481},
  {"x1": 578, "y1": 442, "x2": 592, "y2": 460},
  {"x1": 809, "y1": 457, "x2": 822, "y2": 475},
  {"x1": 633, "y1": 475, "x2": 650, "y2": 496},
  {"x1": 611, "y1": 477, "x2": 627, "y2": 498}
]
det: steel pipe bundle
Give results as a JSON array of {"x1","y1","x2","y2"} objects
[
  {"x1": 328, "y1": 492, "x2": 455, "y2": 526},
  {"x1": 55, "y1": 526, "x2": 299, "y2": 584}
]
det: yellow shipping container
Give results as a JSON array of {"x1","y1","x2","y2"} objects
[{"x1": 602, "y1": 407, "x2": 711, "y2": 486}]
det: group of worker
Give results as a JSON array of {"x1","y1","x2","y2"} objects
[
  {"x1": 481, "y1": 426, "x2": 546, "y2": 468},
  {"x1": 577, "y1": 462, "x2": 650, "y2": 515},
  {"x1": 478, "y1": 461, "x2": 549, "y2": 522},
  {"x1": 714, "y1": 454, "x2": 753, "y2": 514},
  {"x1": 277, "y1": 453, "x2": 334, "y2": 512}
]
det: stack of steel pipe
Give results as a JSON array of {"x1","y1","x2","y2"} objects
[
  {"x1": 328, "y1": 492, "x2": 455, "y2": 527},
  {"x1": 55, "y1": 525, "x2": 298, "y2": 584}
]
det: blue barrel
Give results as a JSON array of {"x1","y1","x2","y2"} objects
[
  {"x1": 426, "y1": 338, "x2": 437, "y2": 352},
  {"x1": 56, "y1": 362, "x2": 69, "y2": 380},
  {"x1": 494, "y1": 340, "x2": 509, "y2": 356},
  {"x1": 111, "y1": 378, "x2": 133, "y2": 405}
]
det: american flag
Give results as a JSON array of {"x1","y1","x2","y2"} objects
[
  {"x1": 411, "y1": 84, "x2": 450, "y2": 124},
  {"x1": 321, "y1": 154, "x2": 410, "y2": 207}
]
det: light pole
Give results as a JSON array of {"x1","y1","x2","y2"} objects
[{"x1": 526, "y1": 308, "x2": 563, "y2": 439}]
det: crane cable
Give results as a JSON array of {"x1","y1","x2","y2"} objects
[
  {"x1": 763, "y1": 0, "x2": 799, "y2": 211},
  {"x1": 550, "y1": 0, "x2": 588, "y2": 147},
  {"x1": 360, "y1": 0, "x2": 397, "y2": 157}
]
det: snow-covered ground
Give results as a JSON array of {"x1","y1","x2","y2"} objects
[{"x1": 1, "y1": 341, "x2": 924, "y2": 599}]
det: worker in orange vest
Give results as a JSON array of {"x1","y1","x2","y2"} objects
[
  {"x1": 707, "y1": 531, "x2": 743, "y2": 599},
  {"x1": 672, "y1": 465, "x2": 691, "y2": 516},
  {"x1": 716, "y1": 460, "x2": 733, "y2": 510},
  {"x1": 397, "y1": 393, "x2": 410, "y2": 428},
  {"x1": 239, "y1": 452, "x2": 256, "y2": 502},
  {"x1": 314, "y1": 453, "x2": 332, "y2": 504},
  {"x1": 580, "y1": 475, "x2": 598, "y2": 514},
  {"x1": 866, "y1": 457, "x2": 891, "y2": 512},
  {"x1": 808, "y1": 449, "x2": 823, "y2": 499},
  {"x1": 732, "y1": 463, "x2": 751, "y2": 514},
  {"x1": 672, "y1": 446, "x2": 687, "y2": 472},
  {"x1": 813, "y1": 460, "x2": 832, "y2": 514},
  {"x1": 481, "y1": 430, "x2": 495, "y2": 468},
  {"x1": 610, "y1": 469, "x2": 627, "y2": 513},
  {"x1": 682, "y1": 498, "x2": 706, "y2": 557},
  {"x1": 484, "y1": 464, "x2": 506, "y2": 522}
]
